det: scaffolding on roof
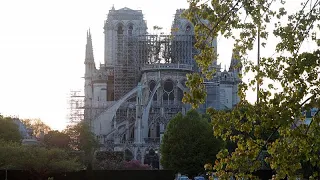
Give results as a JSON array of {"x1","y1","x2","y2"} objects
[{"x1": 110, "y1": 33, "x2": 196, "y2": 101}]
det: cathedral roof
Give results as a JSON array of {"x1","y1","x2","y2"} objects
[{"x1": 118, "y1": 7, "x2": 134, "y2": 11}]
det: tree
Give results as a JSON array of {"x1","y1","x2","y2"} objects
[
  {"x1": 64, "y1": 121, "x2": 98, "y2": 169},
  {"x1": 161, "y1": 110, "x2": 224, "y2": 176},
  {"x1": 0, "y1": 115, "x2": 22, "y2": 143},
  {"x1": 22, "y1": 118, "x2": 51, "y2": 137},
  {"x1": 44, "y1": 130, "x2": 70, "y2": 149},
  {"x1": 184, "y1": 0, "x2": 320, "y2": 179},
  {"x1": 93, "y1": 151, "x2": 124, "y2": 170},
  {"x1": 0, "y1": 139, "x2": 82, "y2": 180}
]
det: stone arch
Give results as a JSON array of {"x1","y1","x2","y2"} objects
[
  {"x1": 141, "y1": 81, "x2": 161, "y2": 139},
  {"x1": 184, "y1": 23, "x2": 193, "y2": 33},
  {"x1": 126, "y1": 22, "x2": 134, "y2": 36},
  {"x1": 115, "y1": 22, "x2": 125, "y2": 35},
  {"x1": 98, "y1": 84, "x2": 147, "y2": 138}
]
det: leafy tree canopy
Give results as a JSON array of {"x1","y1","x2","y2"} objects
[
  {"x1": 184, "y1": 0, "x2": 320, "y2": 179},
  {"x1": 161, "y1": 110, "x2": 224, "y2": 176},
  {"x1": 44, "y1": 130, "x2": 71, "y2": 149},
  {"x1": 93, "y1": 151, "x2": 124, "y2": 170},
  {"x1": 0, "y1": 139, "x2": 82, "y2": 180},
  {"x1": 64, "y1": 121, "x2": 98, "y2": 170},
  {"x1": 64, "y1": 121, "x2": 98, "y2": 154},
  {"x1": 0, "y1": 115, "x2": 22, "y2": 143}
]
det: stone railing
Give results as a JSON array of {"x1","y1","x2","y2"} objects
[
  {"x1": 117, "y1": 138, "x2": 135, "y2": 144},
  {"x1": 141, "y1": 63, "x2": 193, "y2": 71},
  {"x1": 144, "y1": 137, "x2": 160, "y2": 144}
]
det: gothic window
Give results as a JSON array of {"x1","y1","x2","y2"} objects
[
  {"x1": 130, "y1": 129, "x2": 134, "y2": 139},
  {"x1": 164, "y1": 79, "x2": 173, "y2": 92},
  {"x1": 163, "y1": 79, "x2": 174, "y2": 104},
  {"x1": 149, "y1": 80, "x2": 156, "y2": 91},
  {"x1": 148, "y1": 122, "x2": 160, "y2": 138},
  {"x1": 128, "y1": 25, "x2": 133, "y2": 36},
  {"x1": 117, "y1": 25, "x2": 123, "y2": 35},
  {"x1": 186, "y1": 25, "x2": 191, "y2": 32}
]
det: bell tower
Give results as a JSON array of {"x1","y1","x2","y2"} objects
[{"x1": 103, "y1": 6, "x2": 147, "y2": 66}]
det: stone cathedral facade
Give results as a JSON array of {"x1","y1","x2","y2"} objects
[{"x1": 83, "y1": 7, "x2": 241, "y2": 168}]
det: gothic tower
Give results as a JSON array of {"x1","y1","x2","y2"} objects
[
  {"x1": 103, "y1": 6, "x2": 147, "y2": 66},
  {"x1": 84, "y1": 30, "x2": 96, "y2": 123},
  {"x1": 103, "y1": 6, "x2": 148, "y2": 101}
]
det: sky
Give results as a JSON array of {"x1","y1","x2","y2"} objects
[{"x1": 0, "y1": 0, "x2": 317, "y2": 131}]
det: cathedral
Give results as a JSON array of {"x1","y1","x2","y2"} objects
[{"x1": 83, "y1": 6, "x2": 241, "y2": 168}]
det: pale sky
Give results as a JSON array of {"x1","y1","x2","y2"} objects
[{"x1": 0, "y1": 0, "x2": 317, "y2": 131}]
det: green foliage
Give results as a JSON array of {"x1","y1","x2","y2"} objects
[
  {"x1": 64, "y1": 121, "x2": 98, "y2": 154},
  {"x1": 93, "y1": 151, "x2": 125, "y2": 170},
  {"x1": 160, "y1": 110, "x2": 224, "y2": 176},
  {"x1": 0, "y1": 115, "x2": 22, "y2": 143},
  {"x1": 184, "y1": 0, "x2": 320, "y2": 179},
  {"x1": 0, "y1": 139, "x2": 81, "y2": 179},
  {"x1": 44, "y1": 130, "x2": 71, "y2": 149},
  {"x1": 64, "y1": 121, "x2": 98, "y2": 169}
]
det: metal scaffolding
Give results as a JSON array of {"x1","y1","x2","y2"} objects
[
  {"x1": 113, "y1": 35, "x2": 139, "y2": 100},
  {"x1": 68, "y1": 90, "x2": 85, "y2": 124},
  {"x1": 136, "y1": 34, "x2": 195, "y2": 65},
  {"x1": 110, "y1": 33, "x2": 195, "y2": 101}
]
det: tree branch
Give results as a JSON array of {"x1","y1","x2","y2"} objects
[
  {"x1": 305, "y1": 108, "x2": 320, "y2": 134},
  {"x1": 300, "y1": 94, "x2": 315, "y2": 108},
  {"x1": 294, "y1": 0, "x2": 320, "y2": 55},
  {"x1": 255, "y1": 125, "x2": 280, "y2": 160},
  {"x1": 196, "y1": 0, "x2": 243, "y2": 42},
  {"x1": 270, "y1": 0, "x2": 313, "y2": 58}
]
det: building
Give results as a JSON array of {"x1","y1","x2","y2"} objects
[
  {"x1": 12, "y1": 118, "x2": 40, "y2": 145},
  {"x1": 80, "y1": 7, "x2": 241, "y2": 168}
]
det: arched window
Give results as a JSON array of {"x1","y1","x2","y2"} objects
[
  {"x1": 163, "y1": 79, "x2": 174, "y2": 103},
  {"x1": 186, "y1": 25, "x2": 191, "y2": 32},
  {"x1": 117, "y1": 25, "x2": 123, "y2": 35},
  {"x1": 128, "y1": 25, "x2": 133, "y2": 36}
]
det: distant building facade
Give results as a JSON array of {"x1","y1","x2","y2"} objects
[
  {"x1": 12, "y1": 118, "x2": 40, "y2": 145},
  {"x1": 83, "y1": 7, "x2": 241, "y2": 168}
]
